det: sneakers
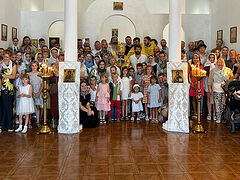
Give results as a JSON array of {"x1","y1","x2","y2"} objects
[
  {"x1": 213, "y1": 116, "x2": 217, "y2": 121},
  {"x1": 8, "y1": 129, "x2": 14, "y2": 132},
  {"x1": 0, "y1": 128, "x2": 2, "y2": 133},
  {"x1": 136, "y1": 117, "x2": 140, "y2": 121},
  {"x1": 22, "y1": 126, "x2": 28, "y2": 133},
  {"x1": 145, "y1": 116, "x2": 149, "y2": 121},
  {"x1": 216, "y1": 119, "x2": 221, "y2": 124},
  {"x1": 131, "y1": 117, "x2": 134, "y2": 121},
  {"x1": 15, "y1": 125, "x2": 23, "y2": 132},
  {"x1": 207, "y1": 114, "x2": 211, "y2": 121}
]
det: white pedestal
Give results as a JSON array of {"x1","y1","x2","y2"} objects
[
  {"x1": 162, "y1": 62, "x2": 189, "y2": 133},
  {"x1": 58, "y1": 61, "x2": 81, "y2": 134}
]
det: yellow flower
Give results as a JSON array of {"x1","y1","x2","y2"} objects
[
  {"x1": 5, "y1": 69, "x2": 10, "y2": 75},
  {"x1": 3, "y1": 80, "x2": 13, "y2": 91}
]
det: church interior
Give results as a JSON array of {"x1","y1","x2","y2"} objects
[{"x1": 1, "y1": 0, "x2": 240, "y2": 179}]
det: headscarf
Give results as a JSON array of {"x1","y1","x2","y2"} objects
[
  {"x1": 84, "y1": 55, "x2": 94, "y2": 68},
  {"x1": 97, "y1": 60, "x2": 106, "y2": 74},
  {"x1": 48, "y1": 48, "x2": 59, "y2": 66},
  {"x1": 213, "y1": 58, "x2": 232, "y2": 83},
  {"x1": 204, "y1": 53, "x2": 217, "y2": 69},
  {"x1": 22, "y1": 53, "x2": 31, "y2": 65}
]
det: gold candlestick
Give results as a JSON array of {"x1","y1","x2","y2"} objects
[
  {"x1": 39, "y1": 59, "x2": 52, "y2": 134},
  {"x1": 192, "y1": 75, "x2": 207, "y2": 133}
]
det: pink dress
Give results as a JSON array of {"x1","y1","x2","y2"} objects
[{"x1": 96, "y1": 83, "x2": 110, "y2": 111}]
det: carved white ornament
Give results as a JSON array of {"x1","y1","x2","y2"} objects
[
  {"x1": 162, "y1": 62, "x2": 190, "y2": 133},
  {"x1": 58, "y1": 61, "x2": 82, "y2": 134}
]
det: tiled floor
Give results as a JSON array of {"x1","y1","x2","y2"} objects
[{"x1": 1, "y1": 120, "x2": 240, "y2": 179}]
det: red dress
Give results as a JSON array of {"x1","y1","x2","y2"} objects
[{"x1": 189, "y1": 65, "x2": 204, "y2": 97}]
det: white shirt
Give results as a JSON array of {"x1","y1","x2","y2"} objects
[
  {"x1": 92, "y1": 49, "x2": 101, "y2": 56},
  {"x1": 129, "y1": 54, "x2": 147, "y2": 71},
  {"x1": 90, "y1": 85, "x2": 98, "y2": 102}
]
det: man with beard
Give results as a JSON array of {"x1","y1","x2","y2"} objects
[
  {"x1": 95, "y1": 40, "x2": 112, "y2": 60},
  {"x1": 160, "y1": 39, "x2": 169, "y2": 57},
  {"x1": 108, "y1": 36, "x2": 125, "y2": 61},
  {"x1": 125, "y1": 36, "x2": 133, "y2": 56},
  {"x1": 158, "y1": 51, "x2": 167, "y2": 75},
  {"x1": 126, "y1": 37, "x2": 141, "y2": 60},
  {"x1": 186, "y1": 42, "x2": 194, "y2": 61},
  {"x1": 142, "y1": 36, "x2": 156, "y2": 57},
  {"x1": 92, "y1": 41, "x2": 101, "y2": 56},
  {"x1": 129, "y1": 45, "x2": 147, "y2": 71}
]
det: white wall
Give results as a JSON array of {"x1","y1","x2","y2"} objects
[
  {"x1": 21, "y1": 0, "x2": 44, "y2": 11},
  {"x1": 100, "y1": 15, "x2": 136, "y2": 43},
  {"x1": 21, "y1": 11, "x2": 64, "y2": 48},
  {"x1": 0, "y1": 0, "x2": 22, "y2": 48},
  {"x1": 210, "y1": 0, "x2": 240, "y2": 52},
  {"x1": 19, "y1": 0, "x2": 212, "y2": 49}
]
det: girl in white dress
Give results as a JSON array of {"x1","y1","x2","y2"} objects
[
  {"x1": 15, "y1": 74, "x2": 35, "y2": 133},
  {"x1": 28, "y1": 61, "x2": 43, "y2": 128},
  {"x1": 121, "y1": 67, "x2": 132, "y2": 120},
  {"x1": 131, "y1": 84, "x2": 143, "y2": 121}
]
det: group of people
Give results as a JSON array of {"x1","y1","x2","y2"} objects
[{"x1": 0, "y1": 35, "x2": 239, "y2": 132}]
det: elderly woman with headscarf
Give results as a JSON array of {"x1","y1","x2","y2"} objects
[
  {"x1": 208, "y1": 58, "x2": 233, "y2": 123},
  {"x1": 204, "y1": 53, "x2": 217, "y2": 120},
  {"x1": 80, "y1": 81, "x2": 99, "y2": 128},
  {"x1": 189, "y1": 54, "x2": 205, "y2": 119}
]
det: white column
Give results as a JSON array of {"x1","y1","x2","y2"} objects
[
  {"x1": 169, "y1": 0, "x2": 182, "y2": 62},
  {"x1": 64, "y1": 0, "x2": 77, "y2": 62},
  {"x1": 162, "y1": 0, "x2": 189, "y2": 133},
  {"x1": 58, "y1": 0, "x2": 81, "y2": 134}
]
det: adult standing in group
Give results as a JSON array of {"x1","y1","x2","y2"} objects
[
  {"x1": 199, "y1": 44, "x2": 208, "y2": 66},
  {"x1": 186, "y1": 42, "x2": 194, "y2": 61},
  {"x1": 0, "y1": 51, "x2": 17, "y2": 132},
  {"x1": 92, "y1": 41, "x2": 101, "y2": 56},
  {"x1": 20, "y1": 36, "x2": 36, "y2": 53},
  {"x1": 221, "y1": 46, "x2": 229, "y2": 62},
  {"x1": 226, "y1": 49, "x2": 237, "y2": 70},
  {"x1": 159, "y1": 39, "x2": 169, "y2": 57},
  {"x1": 211, "y1": 39, "x2": 223, "y2": 53},
  {"x1": 208, "y1": 58, "x2": 233, "y2": 123},
  {"x1": 8, "y1": 38, "x2": 20, "y2": 53},
  {"x1": 129, "y1": 45, "x2": 147, "y2": 71},
  {"x1": 125, "y1": 36, "x2": 133, "y2": 56},
  {"x1": 142, "y1": 36, "x2": 156, "y2": 57}
]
